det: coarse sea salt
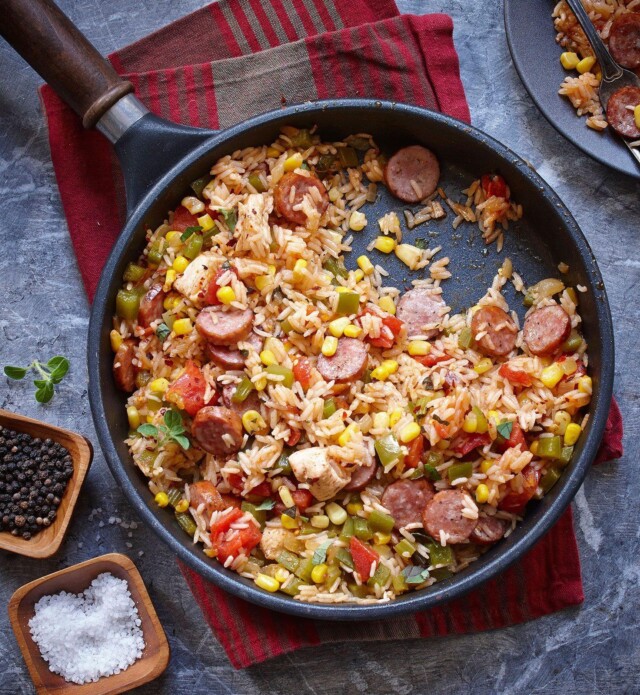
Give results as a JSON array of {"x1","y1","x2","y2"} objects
[{"x1": 29, "y1": 572, "x2": 145, "y2": 685}]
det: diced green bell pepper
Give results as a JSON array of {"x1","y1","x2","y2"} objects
[
  {"x1": 367, "y1": 563, "x2": 391, "y2": 588},
  {"x1": 248, "y1": 172, "x2": 266, "y2": 193},
  {"x1": 183, "y1": 233, "x2": 203, "y2": 260},
  {"x1": 539, "y1": 466, "x2": 562, "y2": 494},
  {"x1": 368, "y1": 509, "x2": 394, "y2": 534},
  {"x1": 375, "y1": 434, "x2": 403, "y2": 467},
  {"x1": 394, "y1": 539, "x2": 416, "y2": 558},
  {"x1": 322, "y1": 397, "x2": 337, "y2": 419},
  {"x1": 447, "y1": 461, "x2": 473, "y2": 482},
  {"x1": 116, "y1": 289, "x2": 141, "y2": 320},
  {"x1": 458, "y1": 326, "x2": 473, "y2": 349},
  {"x1": 277, "y1": 550, "x2": 300, "y2": 573},
  {"x1": 561, "y1": 330, "x2": 583, "y2": 353},
  {"x1": 427, "y1": 542, "x2": 455, "y2": 567},
  {"x1": 348, "y1": 583, "x2": 369, "y2": 598},
  {"x1": 537, "y1": 435, "x2": 563, "y2": 460},
  {"x1": 147, "y1": 241, "x2": 164, "y2": 266},
  {"x1": 336, "y1": 290, "x2": 360, "y2": 315},
  {"x1": 280, "y1": 576, "x2": 303, "y2": 596},
  {"x1": 558, "y1": 445, "x2": 574, "y2": 467},
  {"x1": 190, "y1": 176, "x2": 209, "y2": 199},
  {"x1": 323, "y1": 257, "x2": 348, "y2": 279},
  {"x1": 123, "y1": 263, "x2": 146, "y2": 283},
  {"x1": 232, "y1": 375, "x2": 254, "y2": 403},
  {"x1": 337, "y1": 146, "x2": 358, "y2": 168},
  {"x1": 175, "y1": 512, "x2": 197, "y2": 537},
  {"x1": 333, "y1": 547, "x2": 354, "y2": 570},
  {"x1": 338, "y1": 516, "x2": 355, "y2": 543},
  {"x1": 294, "y1": 557, "x2": 314, "y2": 582},
  {"x1": 353, "y1": 517, "x2": 373, "y2": 541},
  {"x1": 241, "y1": 502, "x2": 266, "y2": 527},
  {"x1": 266, "y1": 364, "x2": 294, "y2": 388}
]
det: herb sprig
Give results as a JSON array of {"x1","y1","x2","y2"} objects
[
  {"x1": 137, "y1": 410, "x2": 190, "y2": 450},
  {"x1": 4, "y1": 356, "x2": 70, "y2": 403}
]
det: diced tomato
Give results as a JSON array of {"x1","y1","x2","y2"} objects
[
  {"x1": 226, "y1": 472, "x2": 244, "y2": 493},
  {"x1": 499, "y1": 363, "x2": 533, "y2": 387},
  {"x1": 286, "y1": 428, "x2": 302, "y2": 447},
  {"x1": 361, "y1": 308, "x2": 404, "y2": 349},
  {"x1": 165, "y1": 360, "x2": 208, "y2": 416},
  {"x1": 405, "y1": 434, "x2": 424, "y2": 469},
  {"x1": 452, "y1": 432, "x2": 491, "y2": 456},
  {"x1": 481, "y1": 174, "x2": 509, "y2": 200},
  {"x1": 273, "y1": 488, "x2": 314, "y2": 516},
  {"x1": 293, "y1": 358, "x2": 313, "y2": 390},
  {"x1": 171, "y1": 205, "x2": 200, "y2": 232},
  {"x1": 247, "y1": 481, "x2": 272, "y2": 499},
  {"x1": 216, "y1": 523, "x2": 262, "y2": 563},
  {"x1": 495, "y1": 420, "x2": 527, "y2": 453},
  {"x1": 350, "y1": 537, "x2": 379, "y2": 581},
  {"x1": 412, "y1": 353, "x2": 448, "y2": 368},
  {"x1": 434, "y1": 421, "x2": 451, "y2": 440},
  {"x1": 203, "y1": 266, "x2": 238, "y2": 306},
  {"x1": 498, "y1": 465, "x2": 541, "y2": 515},
  {"x1": 210, "y1": 507, "x2": 243, "y2": 539}
]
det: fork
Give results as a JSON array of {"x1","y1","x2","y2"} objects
[{"x1": 565, "y1": 0, "x2": 640, "y2": 166}]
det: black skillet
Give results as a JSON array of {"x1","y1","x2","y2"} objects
[{"x1": 2, "y1": 0, "x2": 614, "y2": 620}]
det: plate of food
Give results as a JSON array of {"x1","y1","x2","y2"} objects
[{"x1": 505, "y1": 0, "x2": 640, "y2": 180}]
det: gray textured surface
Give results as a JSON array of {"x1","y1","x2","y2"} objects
[{"x1": 0, "y1": 1, "x2": 638, "y2": 693}]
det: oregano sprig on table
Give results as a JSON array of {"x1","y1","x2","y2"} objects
[{"x1": 4, "y1": 356, "x2": 70, "y2": 403}]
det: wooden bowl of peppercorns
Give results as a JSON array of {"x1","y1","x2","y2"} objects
[{"x1": 0, "y1": 409, "x2": 93, "y2": 558}]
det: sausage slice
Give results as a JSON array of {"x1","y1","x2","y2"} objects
[
  {"x1": 206, "y1": 332, "x2": 263, "y2": 370},
  {"x1": 381, "y1": 479, "x2": 435, "y2": 530},
  {"x1": 113, "y1": 339, "x2": 137, "y2": 392},
  {"x1": 317, "y1": 337, "x2": 368, "y2": 383},
  {"x1": 396, "y1": 288, "x2": 446, "y2": 339},
  {"x1": 138, "y1": 283, "x2": 165, "y2": 328},
  {"x1": 188, "y1": 480, "x2": 226, "y2": 521},
  {"x1": 196, "y1": 307, "x2": 253, "y2": 346},
  {"x1": 191, "y1": 406, "x2": 244, "y2": 456},
  {"x1": 606, "y1": 85, "x2": 640, "y2": 139},
  {"x1": 608, "y1": 13, "x2": 640, "y2": 69},
  {"x1": 471, "y1": 306, "x2": 517, "y2": 357},
  {"x1": 422, "y1": 489, "x2": 478, "y2": 544},
  {"x1": 470, "y1": 515, "x2": 508, "y2": 545},
  {"x1": 274, "y1": 172, "x2": 329, "y2": 226},
  {"x1": 344, "y1": 449, "x2": 377, "y2": 492},
  {"x1": 384, "y1": 145, "x2": 440, "y2": 203},
  {"x1": 522, "y1": 305, "x2": 571, "y2": 356}
]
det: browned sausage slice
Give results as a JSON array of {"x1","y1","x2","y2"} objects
[
  {"x1": 384, "y1": 145, "x2": 440, "y2": 203},
  {"x1": 188, "y1": 480, "x2": 226, "y2": 521},
  {"x1": 606, "y1": 85, "x2": 640, "y2": 139},
  {"x1": 206, "y1": 332, "x2": 263, "y2": 370},
  {"x1": 138, "y1": 283, "x2": 165, "y2": 328},
  {"x1": 113, "y1": 339, "x2": 137, "y2": 392},
  {"x1": 196, "y1": 307, "x2": 253, "y2": 346},
  {"x1": 221, "y1": 383, "x2": 262, "y2": 416},
  {"x1": 344, "y1": 450, "x2": 377, "y2": 492},
  {"x1": 396, "y1": 288, "x2": 446, "y2": 339},
  {"x1": 274, "y1": 172, "x2": 329, "y2": 226},
  {"x1": 471, "y1": 306, "x2": 518, "y2": 357},
  {"x1": 381, "y1": 479, "x2": 435, "y2": 530},
  {"x1": 522, "y1": 305, "x2": 571, "y2": 356},
  {"x1": 470, "y1": 515, "x2": 508, "y2": 545},
  {"x1": 422, "y1": 489, "x2": 478, "y2": 544},
  {"x1": 317, "y1": 338, "x2": 368, "y2": 383},
  {"x1": 191, "y1": 406, "x2": 244, "y2": 456},
  {"x1": 608, "y1": 13, "x2": 640, "y2": 69}
]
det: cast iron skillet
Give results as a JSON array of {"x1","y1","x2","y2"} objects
[{"x1": 2, "y1": 0, "x2": 614, "y2": 620}]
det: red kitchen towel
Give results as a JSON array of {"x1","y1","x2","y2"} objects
[{"x1": 38, "y1": 0, "x2": 623, "y2": 669}]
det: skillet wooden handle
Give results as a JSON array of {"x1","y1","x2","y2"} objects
[{"x1": 0, "y1": 0, "x2": 133, "y2": 128}]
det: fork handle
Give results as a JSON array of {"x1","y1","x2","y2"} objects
[{"x1": 564, "y1": 0, "x2": 622, "y2": 83}]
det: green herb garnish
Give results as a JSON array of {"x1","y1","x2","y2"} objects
[
  {"x1": 255, "y1": 498, "x2": 276, "y2": 511},
  {"x1": 137, "y1": 409, "x2": 190, "y2": 450},
  {"x1": 219, "y1": 208, "x2": 238, "y2": 232},
  {"x1": 4, "y1": 356, "x2": 70, "y2": 403},
  {"x1": 180, "y1": 225, "x2": 202, "y2": 242},
  {"x1": 156, "y1": 323, "x2": 171, "y2": 341},
  {"x1": 312, "y1": 540, "x2": 333, "y2": 566},
  {"x1": 423, "y1": 464, "x2": 441, "y2": 482},
  {"x1": 497, "y1": 420, "x2": 513, "y2": 440},
  {"x1": 402, "y1": 566, "x2": 430, "y2": 584},
  {"x1": 414, "y1": 238, "x2": 427, "y2": 249}
]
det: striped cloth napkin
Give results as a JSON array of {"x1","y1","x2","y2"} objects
[{"x1": 38, "y1": 0, "x2": 623, "y2": 669}]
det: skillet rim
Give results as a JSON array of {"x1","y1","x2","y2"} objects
[{"x1": 88, "y1": 99, "x2": 614, "y2": 620}]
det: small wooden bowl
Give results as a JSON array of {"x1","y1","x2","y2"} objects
[
  {"x1": 8, "y1": 552, "x2": 170, "y2": 695},
  {"x1": 0, "y1": 409, "x2": 93, "y2": 558}
]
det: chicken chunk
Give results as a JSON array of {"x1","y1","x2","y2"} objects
[
  {"x1": 235, "y1": 193, "x2": 273, "y2": 257},
  {"x1": 173, "y1": 251, "x2": 222, "y2": 304},
  {"x1": 289, "y1": 447, "x2": 350, "y2": 501},
  {"x1": 260, "y1": 527, "x2": 294, "y2": 560}
]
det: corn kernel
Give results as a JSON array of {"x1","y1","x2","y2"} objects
[
  {"x1": 154, "y1": 492, "x2": 169, "y2": 508},
  {"x1": 462, "y1": 411, "x2": 478, "y2": 433},
  {"x1": 174, "y1": 499, "x2": 189, "y2": 514},
  {"x1": 530, "y1": 440, "x2": 539, "y2": 455},
  {"x1": 373, "y1": 235, "x2": 397, "y2": 253},
  {"x1": 349, "y1": 211, "x2": 368, "y2": 231},
  {"x1": 325, "y1": 502, "x2": 347, "y2": 525},
  {"x1": 127, "y1": 406, "x2": 140, "y2": 430},
  {"x1": 110, "y1": 329, "x2": 123, "y2": 352},
  {"x1": 475, "y1": 484, "x2": 489, "y2": 504},
  {"x1": 399, "y1": 422, "x2": 421, "y2": 443},
  {"x1": 278, "y1": 485, "x2": 295, "y2": 509},
  {"x1": 576, "y1": 56, "x2": 596, "y2": 74},
  {"x1": 560, "y1": 51, "x2": 580, "y2": 70},
  {"x1": 329, "y1": 317, "x2": 351, "y2": 337},
  {"x1": 328, "y1": 187, "x2": 341, "y2": 203},
  {"x1": 274, "y1": 567, "x2": 290, "y2": 584},
  {"x1": 578, "y1": 376, "x2": 592, "y2": 394},
  {"x1": 374, "y1": 412, "x2": 390, "y2": 430},
  {"x1": 310, "y1": 514, "x2": 330, "y2": 529},
  {"x1": 346, "y1": 501, "x2": 364, "y2": 515},
  {"x1": 338, "y1": 423, "x2": 359, "y2": 447},
  {"x1": 480, "y1": 459, "x2": 494, "y2": 474},
  {"x1": 281, "y1": 513, "x2": 299, "y2": 530},
  {"x1": 172, "y1": 255, "x2": 190, "y2": 273},
  {"x1": 293, "y1": 259, "x2": 308, "y2": 282},
  {"x1": 216, "y1": 286, "x2": 236, "y2": 305},
  {"x1": 165, "y1": 231, "x2": 183, "y2": 246},
  {"x1": 408, "y1": 340, "x2": 430, "y2": 356},
  {"x1": 181, "y1": 195, "x2": 205, "y2": 215},
  {"x1": 242, "y1": 409, "x2": 267, "y2": 435},
  {"x1": 255, "y1": 573, "x2": 280, "y2": 592},
  {"x1": 488, "y1": 410, "x2": 501, "y2": 424},
  {"x1": 357, "y1": 255, "x2": 375, "y2": 276},
  {"x1": 564, "y1": 423, "x2": 582, "y2": 446},
  {"x1": 260, "y1": 349, "x2": 278, "y2": 366},
  {"x1": 343, "y1": 324, "x2": 362, "y2": 338},
  {"x1": 373, "y1": 532, "x2": 392, "y2": 545},
  {"x1": 378, "y1": 296, "x2": 396, "y2": 315},
  {"x1": 371, "y1": 365, "x2": 391, "y2": 381},
  {"x1": 164, "y1": 268, "x2": 177, "y2": 290},
  {"x1": 255, "y1": 275, "x2": 271, "y2": 291},
  {"x1": 284, "y1": 152, "x2": 304, "y2": 171},
  {"x1": 554, "y1": 411, "x2": 572, "y2": 436},
  {"x1": 311, "y1": 563, "x2": 329, "y2": 583},
  {"x1": 335, "y1": 286, "x2": 350, "y2": 293},
  {"x1": 322, "y1": 336, "x2": 338, "y2": 357},
  {"x1": 173, "y1": 318, "x2": 193, "y2": 335},
  {"x1": 389, "y1": 409, "x2": 403, "y2": 427},
  {"x1": 254, "y1": 376, "x2": 267, "y2": 391},
  {"x1": 354, "y1": 269, "x2": 365, "y2": 282},
  {"x1": 267, "y1": 146, "x2": 281, "y2": 158},
  {"x1": 540, "y1": 363, "x2": 564, "y2": 389},
  {"x1": 635, "y1": 105, "x2": 640, "y2": 130},
  {"x1": 197, "y1": 213, "x2": 215, "y2": 231},
  {"x1": 163, "y1": 294, "x2": 180, "y2": 310},
  {"x1": 381, "y1": 360, "x2": 399, "y2": 375},
  {"x1": 474, "y1": 357, "x2": 493, "y2": 374},
  {"x1": 560, "y1": 358, "x2": 578, "y2": 376},
  {"x1": 150, "y1": 378, "x2": 169, "y2": 394}
]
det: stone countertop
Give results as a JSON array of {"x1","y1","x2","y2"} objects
[{"x1": 0, "y1": 1, "x2": 637, "y2": 693}]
